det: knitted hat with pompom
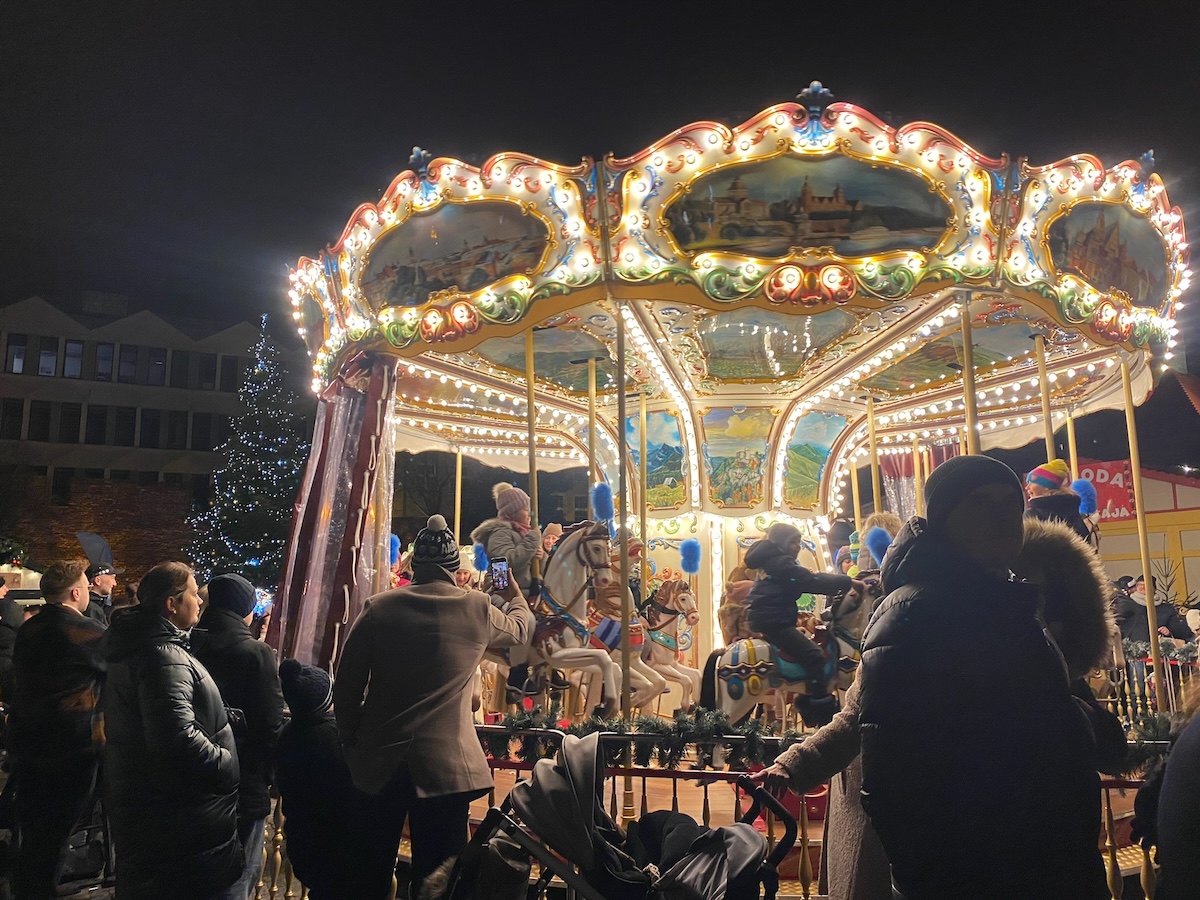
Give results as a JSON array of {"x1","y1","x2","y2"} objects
[{"x1": 412, "y1": 514, "x2": 460, "y2": 570}]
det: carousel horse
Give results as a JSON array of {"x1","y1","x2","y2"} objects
[
  {"x1": 525, "y1": 519, "x2": 621, "y2": 718},
  {"x1": 639, "y1": 578, "x2": 703, "y2": 709},
  {"x1": 700, "y1": 573, "x2": 879, "y2": 725}
]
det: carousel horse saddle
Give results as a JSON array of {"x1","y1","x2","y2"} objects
[
  {"x1": 533, "y1": 616, "x2": 570, "y2": 645},
  {"x1": 767, "y1": 627, "x2": 835, "y2": 682}
]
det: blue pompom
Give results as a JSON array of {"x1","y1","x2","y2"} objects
[
  {"x1": 1072, "y1": 478, "x2": 1098, "y2": 515},
  {"x1": 591, "y1": 482, "x2": 614, "y2": 521},
  {"x1": 389, "y1": 534, "x2": 401, "y2": 567},
  {"x1": 680, "y1": 538, "x2": 702, "y2": 575},
  {"x1": 472, "y1": 543, "x2": 489, "y2": 573},
  {"x1": 863, "y1": 527, "x2": 893, "y2": 569}
]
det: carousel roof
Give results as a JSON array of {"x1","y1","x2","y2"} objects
[{"x1": 288, "y1": 83, "x2": 1188, "y2": 522}]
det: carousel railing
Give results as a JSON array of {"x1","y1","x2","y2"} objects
[{"x1": 1094, "y1": 655, "x2": 1198, "y2": 729}]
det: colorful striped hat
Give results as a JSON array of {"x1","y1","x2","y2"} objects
[{"x1": 1026, "y1": 459, "x2": 1070, "y2": 491}]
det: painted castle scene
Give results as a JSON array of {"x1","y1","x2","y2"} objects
[
  {"x1": 783, "y1": 412, "x2": 848, "y2": 509},
  {"x1": 361, "y1": 202, "x2": 548, "y2": 308},
  {"x1": 700, "y1": 407, "x2": 774, "y2": 507},
  {"x1": 1048, "y1": 204, "x2": 1169, "y2": 308},
  {"x1": 665, "y1": 156, "x2": 951, "y2": 258},
  {"x1": 626, "y1": 412, "x2": 686, "y2": 509}
]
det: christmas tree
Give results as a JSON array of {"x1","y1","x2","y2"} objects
[{"x1": 188, "y1": 316, "x2": 310, "y2": 587}]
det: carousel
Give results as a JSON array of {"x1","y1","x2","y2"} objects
[{"x1": 270, "y1": 83, "x2": 1188, "y2": 718}]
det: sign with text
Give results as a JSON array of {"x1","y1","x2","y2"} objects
[{"x1": 1077, "y1": 460, "x2": 1136, "y2": 522}]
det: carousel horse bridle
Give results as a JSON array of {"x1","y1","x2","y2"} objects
[{"x1": 536, "y1": 521, "x2": 613, "y2": 644}]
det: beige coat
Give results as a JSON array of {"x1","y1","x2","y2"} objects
[
  {"x1": 773, "y1": 679, "x2": 891, "y2": 900},
  {"x1": 334, "y1": 575, "x2": 534, "y2": 797}
]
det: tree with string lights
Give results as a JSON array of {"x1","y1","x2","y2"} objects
[{"x1": 188, "y1": 317, "x2": 310, "y2": 587}]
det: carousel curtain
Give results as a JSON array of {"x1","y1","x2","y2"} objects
[
  {"x1": 879, "y1": 441, "x2": 961, "y2": 523},
  {"x1": 269, "y1": 355, "x2": 399, "y2": 667}
]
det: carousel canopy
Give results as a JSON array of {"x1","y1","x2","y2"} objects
[{"x1": 288, "y1": 83, "x2": 1188, "y2": 523}]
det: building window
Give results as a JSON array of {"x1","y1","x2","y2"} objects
[
  {"x1": 215, "y1": 414, "x2": 231, "y2": 446},
  {"x1": 148, "y1": 347, "x2": 167, "y2": 386},
  {"x1": 95, "y1": 343, "x2": 114, "y2": 381},
  {"x1": 110, "y1": 470, "x2": 130, "y2": 482},
  {"x1": 198, "y1": 353, "x2": 217, "y2": 390},
  {"x1": 219, "y1": 356, "x2": 240, "y2": 392},
  {"x1": 164, "y1": 473, "x2": 184, "y2": 487},
  {"x1": 0, "y1": 399, "x2": 23, "y2": 440},
  {"x1": 139, "y1": 409, "x2": 161, "y2": 448},
  {"x1": 51, "y1": 469, "x2": 74, "y2": 506},
  {"x1": 58, "y1": 403, "x2": 81, "y2": 443},
  {"x1": 85, "y1": 405, "x2": 108, "y2": 444},
  {"x1": 191, "y1": 412, "x2": 212, "y2": 451},
  {"x1": 134, "y1": 471, "x2": 159, "y2": 486},
  {"x1": 5, "y1": 335, "x2": 26, "y2": 374},
  {"x1": 118, "y1": 345, "x2": 138, "y2": 383},
  {"x1": 27, "y1": 401, "x2": 51, "y2": 441},
  {"x1": 166, "y1": 410, "x2": 188, "y2": 449},
  {"x1": 38, "y1": 337, "x2": 59, "y2": 376},
  {"x1": 63, "y1": 340, "x2": 84, "y2": 378},
  {"x1": 170, "y1": 350, "x2": 190, "y2": 388},
  {"x1": 113, "y1": 407, "x2": 136, "y2": 446},
  {"x1": 83, "y1": 468, "x2": 104, "y2": 479}
]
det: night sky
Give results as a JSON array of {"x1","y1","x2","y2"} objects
[{"x1": 4, "y1": 2, "x2": 1200, "y2": 390}]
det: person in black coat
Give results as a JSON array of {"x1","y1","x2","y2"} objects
[
  {"x1": 745, "y1": 521, "x2": 862, "y2": 723},
  {"x1": 275, "y1": 658, "x2": 373, "y2": 900},
  {"x1": 1114, "y1": 575, "x2": 1194, "y2": 644},
  {"x1": 0, "y1": 574, "x2": 24, "y2": 701},
  {"x1": 857, "y1": 455, "x2": 1107, "y2": 900},
  {"x1": 191, "y1": 573, "x2": 285, "y2": 898},
  {"x1": 101, "y1": 562, "x2": 243, "y2": 900}
]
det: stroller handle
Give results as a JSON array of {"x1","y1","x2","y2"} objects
[{"x1": 735, "y1": 775, "x2": 799, "y2": 869}]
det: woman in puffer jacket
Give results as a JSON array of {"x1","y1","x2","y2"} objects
[{"x1": 102, "y1": 562, "x2": 242, "y2": 900}]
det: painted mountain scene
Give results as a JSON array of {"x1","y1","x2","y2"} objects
[
  {"x1": 700, "y1": 407, "x2": 774, "y2": 508},
  {"x1": 627, "y1": 412, "x2": 686, "y2": 509},
  {"x1": 784, "y1": 412, "x2": 847, "y2": 508}
]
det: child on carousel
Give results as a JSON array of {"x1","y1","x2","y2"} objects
[{"x1": 745, "y1": 521, "x2": 865, "y2": 725}]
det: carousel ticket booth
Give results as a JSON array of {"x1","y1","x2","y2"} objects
[{"x1": 271, "y1": 83, "x2": 1188, "y2": 714}]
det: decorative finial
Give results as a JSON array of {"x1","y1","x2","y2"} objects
[
  {"x1": 1139, "y1": 149, "x2": 1155, "y2": 176},
  {"x1": 797, "y1": 81, "x2": 835, "y2": 115},
  {"x1": 409, "y1": 146, "x2": 432, "y2": 175}
]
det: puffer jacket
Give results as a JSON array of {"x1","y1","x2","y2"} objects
[
  {"x1": 471, "y1": 518, "x2": 542, "y2": 593},
  {"x1": 743, "y1": 539, "x2": 852, "y2": 630},
  {"x1": 191, "y1": 604, "x2": 285, "y2": 826},
  {"x1": 1026, "y1": 490, "x2": 1090, "y2": 542},
  {"x1": 857, "y1": 518, "x2": 1106, "y2": 900},
  {"x1": 101, "y1": 606, "x2": 243, "y2": 900}
]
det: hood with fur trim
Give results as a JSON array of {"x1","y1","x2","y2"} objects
[{"x1": 1012, "y1": 516, "x2": 1113, "y2": 680}]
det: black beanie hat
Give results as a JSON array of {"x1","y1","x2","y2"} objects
[
  {"x1": 924, "y1": 455, "x2": 1024, "y2": 534},
  {"x1": 279, "y1": 658, "x2": 333, "y2": 720},
  {"x1": 206, "y1": 573, "x2": 257, "y2": 618},
  {"x1": 412, "y1": 514, "x2": 460, "y2": 571}
]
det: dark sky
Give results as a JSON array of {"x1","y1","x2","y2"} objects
[{"x1": 4, "y1": 2, "x2": 1200, "y2": 366}]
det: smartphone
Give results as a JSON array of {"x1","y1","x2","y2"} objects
[{"x1": 489, "y1": 557, "x2": 510, "y2": 592}]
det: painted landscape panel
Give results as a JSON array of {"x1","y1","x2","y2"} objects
[
  {"x1": 700, "y1": 407, "x2": 774, "y2": 507},
  {"x1": 784, "y1": 412, "x2": 848, "y2": 508},
  {"x1": 665, "y1": 156, "x2": 951, "y2": 259},
  {"x1": 1048, "y1": 203, "x2": 1168, "y2": 309},
  {"x1": 627, "y1": 412, "x2": 686, "y2": 509}
]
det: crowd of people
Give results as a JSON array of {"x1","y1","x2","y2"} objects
[{"x1": 3, "y1": 456, "x2": 1199, "y2": 899}]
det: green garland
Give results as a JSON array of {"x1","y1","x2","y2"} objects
[
  {"x1": 1122, "y1": 639, "x2": 1199, "y2": 664},
  {"x1": 478, "y1": 707, "x2": 803, "y2": 769}
]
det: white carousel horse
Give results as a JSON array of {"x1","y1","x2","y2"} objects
[
  {"x1": 526, "y1": 520, "x2": 621, "y2": 718},
  {"x1": 639, "y1": 578, "x2": 703, "y2": 709},
  {"x1": 700, "y1": 575, "x2": 878, "y2": 724}
]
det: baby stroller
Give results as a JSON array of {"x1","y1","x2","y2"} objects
[{"x1": 433, "y1": 732, "x2": 796, "y2": 900}]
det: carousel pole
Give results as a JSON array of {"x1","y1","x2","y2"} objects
[
  {"x1": 588, "y1": 357, "x2": 599, "y2": 482},
  {"x1": 1066, "y1": 405, "x2": 1080, "y2": 481},
  {"x1": 865, "y1": 397, "x2": 883, "y2": 513},
  {"x1": 454, "y1": 447, "x2": 463, "y2": 543},
  {"x1": 912, "y1": 436, "x2": 924, "y2": 518},
  {"x1": 639, "y1": 390, "x2": 649, "y2": 598},
  {"x1": 597, "y1": 156, "x2": 635, "y2": 823},
  {"x1": 1034, "y1": 334, "x2": 1056, "y2": 461},
  {"x1": 960, "y1": 293, "x2": 981, "y2": 454},
  {"x1": 525, "y1": 331, "x2": 541, "y2": 580},
  {"x1": 849, "y1": 457, "x2": 863, "y2": 536},
  {"x1": 1121, "y1": 356, "x2": 1166, "y2": 707}
]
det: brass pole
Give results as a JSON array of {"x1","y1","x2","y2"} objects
[
  {"x1": 913, "y1": 436, "x2": 924, "y2": 518},
  {"x1": 1035, "y1": 334, "x2": 1055, "y2": 460},
  {"x1": 865, "y1": 399, "x2": 882, "y2": 513},
  {"x1": 639, "y1": 391, "x2": 649, "y2": 599},
  {"x1": 588, "y1": 357, "x2": 598, "y2": 483},
  {"x1": 1122, "y1": 357, "x2": 1165, "y2": 707},
  {"x1": 1066, "y1": 408, "x2": 1080, "y2": 482},
  {"x1": 960, "y1": 295, "x2": 981, "y2": 454},
  {"x1": 849, "y1": 458, "x2": 863, "y2": 535},
  {"x1": 454, "y1": 448, "x2": 463, "y2": 543},
  {"x1": 525, "y1": 330, "x2": 540, "y2": 579}
]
